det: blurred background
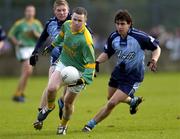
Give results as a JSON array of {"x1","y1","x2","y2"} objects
[{"x1": 0, "y1": 0, "x2": 180, "y2": 76}]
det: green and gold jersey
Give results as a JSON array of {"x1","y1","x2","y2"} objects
[
  {"x1": 52, "y1": 20, "x2": 95, "y2": 84},
  {"x1": 8, "y1": 18, "x2": 43, "y2": 47}
]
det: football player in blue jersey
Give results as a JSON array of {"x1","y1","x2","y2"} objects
[
  {"x1": 82, "y1": 9, "x2": 161, "y2": 132},
  {"x1": 30, "y1": 0, "x2": 71, "y2": 130}
]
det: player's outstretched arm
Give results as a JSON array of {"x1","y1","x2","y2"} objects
[{"x1": 148, "y1": 45, "x2": 161, "y2": 72}]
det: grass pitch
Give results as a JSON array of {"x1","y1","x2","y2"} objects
[{"x1": 0, "y1": 72, "x2": 180, "y2": 139}]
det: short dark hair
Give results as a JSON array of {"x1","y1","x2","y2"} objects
[
  {"x1": 114, "y1": 9, "x2": 132, "y2": 26},
  {"x1": 72, "y1": 7, "x2": 87, "y2": 17}
]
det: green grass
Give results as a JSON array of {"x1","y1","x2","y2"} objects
[{"x1": 0, "y1": 72, "x2": 180, "y2": 139}]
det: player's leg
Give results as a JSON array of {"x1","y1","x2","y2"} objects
[
  {"x1": 33, "y1": 66, "x2": 55, "y2": 130},
  {"x1": 82, "y1": 88, "x2": 128, "y2": 132},
  {"x1": 33, "y1": 86, "x2": 48, "y2": 130},
  {"x1": 38, "y1": 65, "x2": 55, "y2": 109},
  {"x1": 57, "y1": 84, "x2": 85, "y2": 135},
  {"x1": 33, "y1": 70, "x2": 62, "y2": 130},
  {"x1": 107, "y1": 86, "x2": 143, "y2": 118},
  {"x1": 94, "y1": 89, "x2": 127, "y2": 123},
  {"x1": 121, "y1": 82, "x2": 143, "y2": 115},
  {"x1": 109, "y1": 66, "x2": 143, "y2": 114},
  {"x1": 38, "y1": 71, "x2": 67, "y2": 120},
  {"x1": 47, "y1": 70, "x2": 62, "y2": 110},
  {"x1": 38, "y1": 88, "x2": 48, "y2": 111},
  {"x1": 13, "y1": 59, "x2": 33, "y2": 102},
  {"x1": 36, "y1": 47, "x2": 60, "y2": 111},
  {"x1": 57, "y1": 90, "x2": 78, "y2": 135}
]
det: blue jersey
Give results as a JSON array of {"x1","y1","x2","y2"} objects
[
  {"x1": 0, "y1": 25, "x2": 6, "y2": 41},
  {"x1": 34, "y1": 14, "x2": 71, "y2": 53},
  {"x1": 105, "y1": 28, "x2": 159, "y2": 83}
]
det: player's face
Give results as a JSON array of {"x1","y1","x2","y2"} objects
[
  {"x1": 54, "y1": 5, "x2": 69, "y2": 21},
  {"x1": 71, "y1": 13, "x2": 86, "y2": 32},
  {"x1": 115, "y1": 20, "x2": 131, "y2": 37},
  {"x1": 25, "y1": 6, "x2": 36, "y2": 20}
]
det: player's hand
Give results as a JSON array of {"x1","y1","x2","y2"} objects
[
  {"x1": 30, "y1": 52, "x2": 38, "y2": 66},
  {"x1": 147, "y1": 59, "x2": 157, "y2": 72},
  {"x1": 94, "y1": 61, "x2": 99, "y2": 77},
  {"x1": 68, "y1": 78, "x2": 86, "y2": 87},
  {"x1": 95, "y1": 61, "x2": 100, "y2": 72},
  {"x1": 16, "y1": 41, "x2": 23, "y2": 47},
  {"x1": 43, "y1": 45, "x2": 54, "y2": 55}
]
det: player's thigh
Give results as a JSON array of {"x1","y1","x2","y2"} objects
[
  {"x1": 108, "y1": 89, "x2": 129, "y2": 105},
  {"x1": 107, "y1": 86, "x2": 117, "y2": 100},
  {"x1": 48, "y1": 65, "x2": 55, "y2": 78},
  {"x1": 48, "y1": 70, "x2": 62, "y2": 91}
]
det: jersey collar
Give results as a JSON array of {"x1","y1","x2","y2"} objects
[{"x1": 70, "y1": 21, "x2": 85, "y2": 34}]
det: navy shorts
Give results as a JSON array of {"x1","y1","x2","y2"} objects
[
  {"x1": 50, "y1": 47, "x2": 62, "y2": 66},
  {"x1": 109, "y1": 66, "x2": 141, "y2": 98}
]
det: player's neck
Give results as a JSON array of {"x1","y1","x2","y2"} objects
[
  {"x1": 25, "y1": 17, "x2": 34, "y2": 22},
  {"x1": 71, "y1": 24, "x2": 85, "y2": 33},
  {"x1": 120, "y1": 33, "x2": 127, "y2": 39}
]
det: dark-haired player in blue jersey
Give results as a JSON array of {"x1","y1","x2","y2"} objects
[
  {"x1": 82, "y1": 9, "x2": 161, "y2": 132},
  {"x1": 30, "y1": 0, "x2": 71, "y2": 130}
]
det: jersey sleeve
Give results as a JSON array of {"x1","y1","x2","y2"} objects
[
  {"x1": 8, "y1": 21, "x2": 19, "y2": 37},
  {"x1": 132, "y1": 29, "x2": 159, "y2": 51},
  {"x1": 33, "y1": 23, "x2": 49, "y2": 53},
  {"x1": 51, "y1": 23, "x2": 65, "y2": 47},
  {"x1": 104, "y1": 33, "x2": 116, "y2": 58},
  {"x1": 82, "y1": 30, "x2": 95, "y2": 85},
  {"x1": 35, "y1": 19, "x2": 43, "y2": 33},
  {"x1": 141, "y1": 35, "x2": 159, "y2": 51}
]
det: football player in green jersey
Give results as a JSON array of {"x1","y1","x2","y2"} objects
[
  {"x1": 8, "y1": 5, "x2": 43, "y2": 102},
  {"x1": 39, "y1": 7, "x2": 95, "y2": 135}
]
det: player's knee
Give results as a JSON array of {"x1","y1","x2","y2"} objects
[
  {"x1": 47, "y1": 85, "x2": 57, "y2": 93},
  {"x1": 27, "y1": 69, "x2": 33, "y2": 76},
  {"x1": 23, "y1": 68, "x2": 32, "y2": 77},
  {"x1": 22, "y1": 71, "x2": 31, "y2": 79}
]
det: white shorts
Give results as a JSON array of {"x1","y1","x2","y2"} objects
[
  {"x1": 55, "y1": 61, "x2": 85, "y2": 93},
  {"x1": 15, "y1": 47, "x2": 34, "y2": 61}
]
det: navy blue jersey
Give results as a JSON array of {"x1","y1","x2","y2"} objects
[
  {"x1": 0, "y1": 25, "x2": 6, "y2": 41},
  {"x1": 34, "y1": 14, "x2": 71, "y2": 53},
  {"x1": 105, "y1": 28, "x2": 159, "y2": 83}
]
